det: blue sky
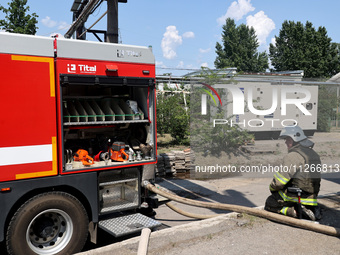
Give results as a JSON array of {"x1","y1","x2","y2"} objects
[{"x1": 3, "y1": 0, "x2": 340, "y2": 76}]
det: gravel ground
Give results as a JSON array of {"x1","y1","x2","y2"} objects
[
  {"x1": 193, "y1": 132, "x2": 340, "y2": 179},
  {"x1": 146, "y1": 178, "x2": 340, "y2": 255},
  {"x1": 77, "y1": 192, "x2": 339, "y2": 255},
  {"x1": 151, "y1": 132, "x2": 340, "y2": 255},
  {"x1": 151, "y1": 215, "x2": 340, "y2": 255}
]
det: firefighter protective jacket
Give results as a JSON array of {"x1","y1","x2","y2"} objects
[{"x1": 269, "y1": 143, "x2": 321, "y2": 206}]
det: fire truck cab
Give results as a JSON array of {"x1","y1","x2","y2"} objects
[{"x1": 0, "y1": 32, "x2": 159, "y2": 255}]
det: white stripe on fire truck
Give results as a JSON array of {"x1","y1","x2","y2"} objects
[{"x1": 0, "y1": 144, "x2": 52, "y2": 166}]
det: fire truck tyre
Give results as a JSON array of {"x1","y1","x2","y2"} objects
[{"x1": 6, "y1": 192, "x2": 89, "y2": 255}]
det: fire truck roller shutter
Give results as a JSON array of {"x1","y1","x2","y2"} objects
[{"x1": 6, "y1": 192, "x2": 88, "y2": 255}]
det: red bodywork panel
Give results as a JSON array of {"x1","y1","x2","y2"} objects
[
  {"x1": 0, "y1": 54, "x2": 57, "y2": 182},
  {"x1": 0, "y1": 37, "x2": 156, "y2": 182},
  {"x1": 56, "y1": 58, "x2": 155, "y2": 77}
]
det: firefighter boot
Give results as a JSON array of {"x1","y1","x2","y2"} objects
[
  {"x1": 301, "y1": 205, "x2": 316, "y2": 221},
  {"x1": 313, "y1": 206, "x2": 322, "y2": 221},
  {"x1": 286, "y1": 207, "x2": 297, "y2": 218}
]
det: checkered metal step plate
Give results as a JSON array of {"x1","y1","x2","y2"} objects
[{"x1": 99, "y1": 213, "x2": 161, "y2": 237}]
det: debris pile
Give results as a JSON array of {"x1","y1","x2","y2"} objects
[{"x1": 156, "y1": 148, "x2": 194, "y2": 177}]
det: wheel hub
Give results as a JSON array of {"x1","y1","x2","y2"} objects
[
  {"x1": 30, "y1": 213, "x2": 61, "y2": 244},
  {"x1": 32, "y1": 216, "x2": 55, "y2": 239},
  {"x1": 26, "y1": 209, "x2": 73, "y2": 254}
]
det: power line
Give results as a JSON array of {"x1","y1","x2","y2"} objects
[
  {"x1": 41, "y1": 24, "x2": 71, "y2": 36},
  {"x1": 156, "y1": 67, "x2": 203, "y2": 71}
]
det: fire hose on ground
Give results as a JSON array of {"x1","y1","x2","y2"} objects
[
  {"x1": 165, "y1": 202, "x2": 217, "y2": 219},
  {"x1": 145, "y1": 182, "x2": 340, "y2": 237},
  {"x1": 137, "y1": 228, "x2": 151, "y2": 255}
]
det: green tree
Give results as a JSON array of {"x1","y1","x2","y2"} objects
[
  {"x1": 317, "y1": 85, "x2": 338, "y2": 132},
  {"x1": 190, "y1": 68, "x2": 254, "y2": 155},
  {"x1": 156, "y1": 92, "x2": 190, "y2": 145},
  {"x1": 190, "y1": 86, "x2": 253, "y2": 156},
  {"x1": 269, "y1": 20, "x2": 340, "y2": 78},
  {"x1": 0, "y1": 0, "x2": 38, "y2": 34},
  {"x1": 330, "y1": 43, "x2": 340, "y2": 75},
  {"x1": 215, "y1": 18, "x2": 269, "y2": 72}
]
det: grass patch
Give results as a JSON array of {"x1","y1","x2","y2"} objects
[{"x1": 157, "y1": 133, "x2": 189, "y2": 154}]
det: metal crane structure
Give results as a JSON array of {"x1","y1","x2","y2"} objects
[{"x1": 65, "y1": 0, "x2": 127, "y2": 43}]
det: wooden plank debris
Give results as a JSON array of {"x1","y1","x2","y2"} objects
[{"x1": 155, "y1": 148, "x2": 195, "y2": 178}]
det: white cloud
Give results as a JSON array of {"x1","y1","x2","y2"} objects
[
  {"x1": 42, "y1": 16, "x2": 57, "y2": 28},
  {"x1": 201, "y1": 62, "x2": 209, "y2": 68},
  {"x1": 156, "y1": 61, "x2": 167, "y2": 68},
  {"x1": 182, "y1": 31, "x2": 195, "y2": 39},
  {"x1": 177, "y1": 61, "x2": 184, "y2": 68},
  {"x1": 217, "y1": 0, "x2": 255, "y2": 25},
  {"x1": 199, "y1": 48, "x2": 211, "y2": 54},
  {"x1": 41, "y1": 16, "x2": 69, "y2": 32},
  {"x1": 58, "y1": 21, "x2": 70, "y2": 31},
  {"x1": 161, "y1": 26, "x2": 183, "y2": 59},
  {"x1": 246, "y1": 11, "x2": 275, "y2": 45},
  {"x1": 270, "y1": 37, "x2": 276, "y2": 46}
]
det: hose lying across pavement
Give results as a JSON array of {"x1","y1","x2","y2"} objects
[
  {"x1": 146, "y1": 183, "x2": 340, "y2": 237},
  {"x1": 137, "y1": 228, "x2": 151, "y2": 255},
  {"x1": 165, "y1": 202, "x2": 217, "y2": 219}
]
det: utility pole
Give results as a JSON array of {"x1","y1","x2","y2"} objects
[{"x1": 106, "y1": 0, "x2": 118, "y2": 43}]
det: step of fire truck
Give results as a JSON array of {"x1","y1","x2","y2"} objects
[{"x1": 98, "y1": 213, "x2": 161, "y2": 237}]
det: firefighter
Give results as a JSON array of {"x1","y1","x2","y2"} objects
[{"x1": 264, "y1": 126, "x2": 322, "y2": 221}]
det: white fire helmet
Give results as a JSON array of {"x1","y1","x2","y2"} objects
[{"x1": 279, "y1": 126, "x2": 307, "y2": 142}]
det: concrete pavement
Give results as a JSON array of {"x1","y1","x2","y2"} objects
[{"x1": 76, "y1": 173, "x2": 340, "y2": 254}]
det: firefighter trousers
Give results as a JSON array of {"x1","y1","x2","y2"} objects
[{"x1": 265, "y1": 192, "x2": 297, "y2": 217}]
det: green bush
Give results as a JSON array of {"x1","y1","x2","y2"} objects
[
  {"x1": 190, "y1": 88, "x2": 253, "y2": 155},
  {"x1": 156, "y1": 92, "x2": 189, "y2": 145},
  {"x1": 156, "y1": 68, "x2": 253, "y2": 150},
  {"x1": 317, "y1": 85, "x2": 337, "y2": 132}
]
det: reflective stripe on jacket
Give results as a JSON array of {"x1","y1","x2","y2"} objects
[{"x1": 269, "y1": 144, "x2": 321, "y2": 205}]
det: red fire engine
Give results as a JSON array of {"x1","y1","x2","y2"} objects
[{"x1": 0, "y1": 32, "x2": 160, "y2": 255}]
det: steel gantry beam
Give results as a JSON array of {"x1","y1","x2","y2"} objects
[{"x1": 65, "y1": 0, "x2": 127, "y2": 43}]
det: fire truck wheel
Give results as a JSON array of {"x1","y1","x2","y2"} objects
[{"x1": 6, "y1": 191, "x2": 88, "y2": 255}]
